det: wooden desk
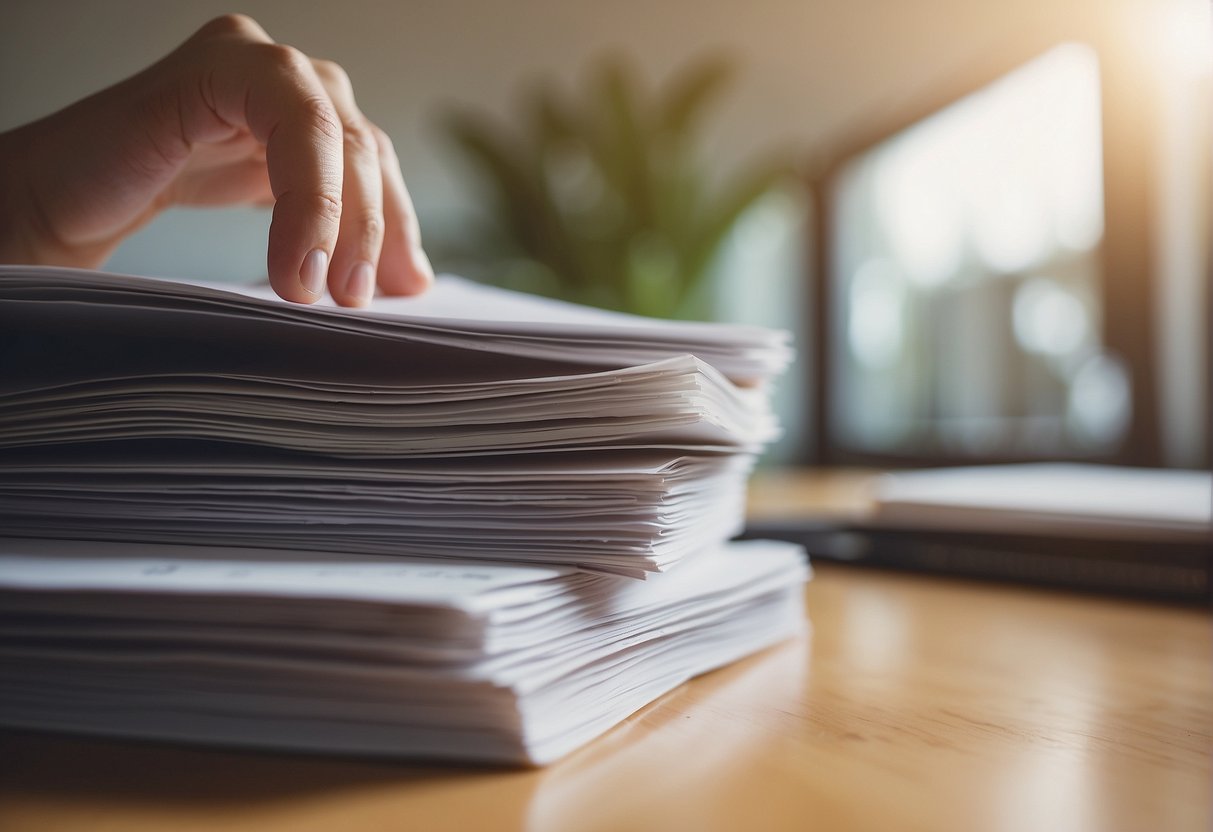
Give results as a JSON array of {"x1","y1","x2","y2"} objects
[{"x1": 2, "y1": 563, "x2": 1208, "y2": 832}]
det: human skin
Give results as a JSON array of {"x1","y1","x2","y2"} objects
[{"x1": 0, "y1": 13, "x2": 433, "y2": 307}]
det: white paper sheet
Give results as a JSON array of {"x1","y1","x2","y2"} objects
[
  {"x1": 0, "y1": 267, "x2": 792, "y2": 385},
  {"x1": 0, "y1": 539, "x2": 809, "y2": 765}
]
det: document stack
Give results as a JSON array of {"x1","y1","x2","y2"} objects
[{"x1": 0, "y1": 266, "x2": 809, "y2": 765}]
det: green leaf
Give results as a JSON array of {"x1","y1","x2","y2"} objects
[
  {"x1": 658, "y1": 56, "x2": 736, "y2": 143},
  {"x1": 523, "y1": 81, "x2": 579, "y2": 150},
  {"x1": 624, "y1": 232, "x2": 682, "y2": 317},
  {"x1": 685, "y1": 159, "x2": 795, "y2": 287},
  {"x1": 438, "y1": 52, "x2": 792, "y2": 319},
  {"x1": 441, "y1": 111, "x2": 589, "y2": 287}
]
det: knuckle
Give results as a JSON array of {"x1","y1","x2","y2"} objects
[
  {"x1": 298, "y1": 94, "x2": 343, "y2": 143},
  {"x1": 275, "y1": 189, "x2": 344, "y2": 225},
  {"x1": 312, "y1": 59, "x2": 352, "y2": 93},
  {"x1": 199, "y1": 13, "x2": 259, "y2": 39},
  {"x1": 302, "y1": 190, "x2": 343, "y2": 223},
  {"x1": 343, "y1": 121, "x2": 378, "y2": 156},
  {"x1": 262, "y1": 42, "x2": 311, "y2": 76},
  {"x1": 370, "y1": 125, "x2": 394, "y2": 156},
  {"x1": 357, "y1": 211, "x2": 385, "y2": 247}
]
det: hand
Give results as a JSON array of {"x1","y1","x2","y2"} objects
[{"x1": 0, "y1": 14, "x2": 433, "y2": 307}]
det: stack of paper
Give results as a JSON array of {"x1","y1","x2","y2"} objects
[
  {"x1": 871, "y1": 463, "x2": 1213, "y2": 541},
  {"x1": 0, "y1": 265, "x2": 808, "y2": 763},
  {"x1": 0, "y1": 539, "x2": 806, "y2": 765},
  {"x1": 0, "y1": 268, "x2": 790, "y2": 574},
  {"x1": 0, "y1": 268, "x2": 791, "y2": 386},
  {"x1": 0, "y1": 355, "x2": 776, "y2": 456},
  {"x1": 0, "y1": 451, "x2": 752, "y2": 576},
  {"x1": 745, "y1": 464, "x2": 1210, "y2": 603}
]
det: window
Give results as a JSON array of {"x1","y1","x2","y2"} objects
[{"x1": 808, "y1": 41, "x2": 1200, "y2": 467}]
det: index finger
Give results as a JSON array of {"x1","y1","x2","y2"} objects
[{"x1": 174, "y1": 15, "x2": 344, "y2": 304}]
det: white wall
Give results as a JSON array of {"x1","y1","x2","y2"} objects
[{"x1": 0, "y1": 0, "x2": 1116, "y2": 280}]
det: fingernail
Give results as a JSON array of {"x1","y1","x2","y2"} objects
[
  {"x1": 346, "y1": 261, "x2": 374, "y2": 306},
  {"x1": 300, "y1": 249, "x2": 328, "y2": 296}
]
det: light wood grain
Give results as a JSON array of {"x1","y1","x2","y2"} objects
[
  {"x1": 745, "y1": 466, "x2": 878, "y2": 522},
  {"x1": 1, "y1": 563, "x2": 1208, "y2": 832}
]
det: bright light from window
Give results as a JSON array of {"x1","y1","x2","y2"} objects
[
  {"x1": 1068, "y1": 353, "x2": 1131, "y2": 447},
  {"x1": 1157, "y1": 0, "x2": 1213, "y2": 76},
  {"x1": 869, "y1": 42, "x2": 1104, "y2": 279},
  {"x1": 1012, "y1": 277, "x2": 1091, "y2": 358},
  {"x1": 848, "y1": 258, "x2": 906, "y2": 369},
  {"x1": 832, "y1": 41, "x2": 1116, "y2": 456},
  {"x1": 874, "y1": 141, "x2": 963, "y2": 287}
]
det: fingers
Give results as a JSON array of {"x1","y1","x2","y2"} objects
[
  {"x1": 177, "y1": 16, "x2": 342, "y2": 303},
  {"x1": 165, "y1": 136, "x2": 271, "y2": 206},
  {"x1": 310, "y1": 62, "x2": 433, "y2": 305},
  {"x1": 373, "y1": 126, "x2": 434, "y2": 297},
  {"x1": 169, "y1": 158, "x2": 273, "y2": 206},
  {"x1": 311, "y1": 60, "x2": 383, "y2": 307},
  {"x1": 173, "y1": 15, "x2": 431, "y2": 306}
]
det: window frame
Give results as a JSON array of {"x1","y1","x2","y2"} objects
[{"x1": 803, "y1": 39, "x2": 1174, "y2": 468}]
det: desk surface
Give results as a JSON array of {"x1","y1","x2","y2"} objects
[{"x1": 2, "y1": 562, "x2": 1209, "y2": 832}]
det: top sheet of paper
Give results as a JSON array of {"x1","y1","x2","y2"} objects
[{"x1": 0, "y1": 267, "x2": 792, "y2": 385}]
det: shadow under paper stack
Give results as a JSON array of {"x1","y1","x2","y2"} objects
[{"x1": 0, "y1": 267, "x2": 808, "y2": 765}]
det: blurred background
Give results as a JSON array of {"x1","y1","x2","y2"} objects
[{"x1": 2, "y1": 0, "x2": 1208, "y2": 470}]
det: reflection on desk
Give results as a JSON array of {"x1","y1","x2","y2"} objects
[{"x1": 2, "y1": 563, "x2": 1208, "y2": 832}]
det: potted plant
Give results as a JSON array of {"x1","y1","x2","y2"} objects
[{"x1": 438, "y1": 55, "x2": 792, "y2": 319}]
